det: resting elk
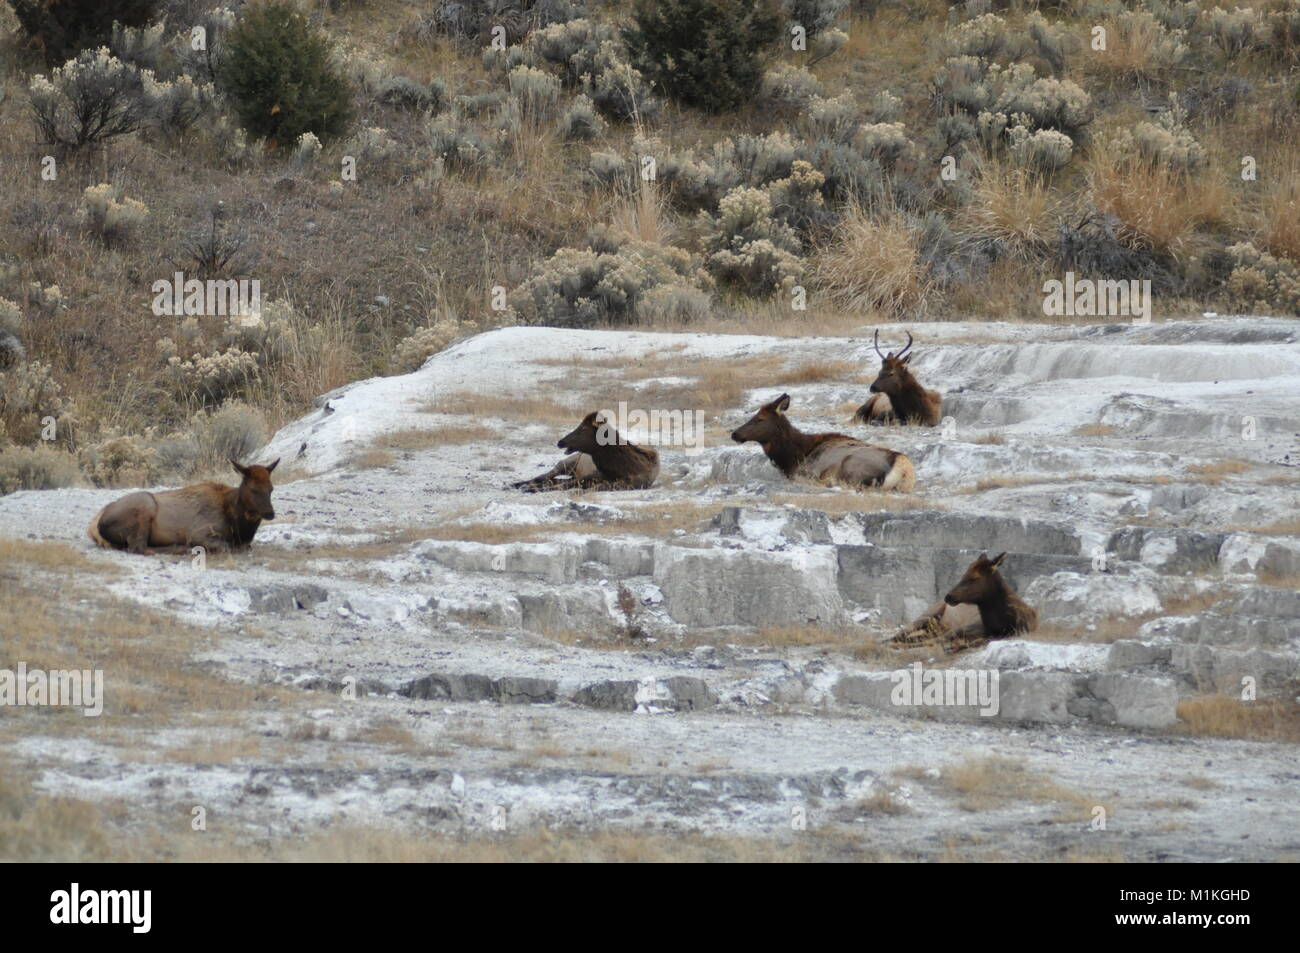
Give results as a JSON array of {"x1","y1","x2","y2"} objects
[
  {"x1": 853, "y1": 330, "x2": 942, "y2": 427},
  {"x1": 88, "y1": 459, "x2": 280, "y2": 555},
  {"x1": 731, "y1": 393, "x2": 915, "y2": 491},
  {"x1": 893, "y1": 552, "x2": 1039, "y2": 652},
  {"x1": 513, "y1": 411, "x2": 659, "y2": 491}
]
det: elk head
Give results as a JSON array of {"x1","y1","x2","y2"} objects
[
  {"x1": 731, "y1": 393, "x2": 792, "y2": 445},
  {"x1": 558, "y1": 412, "x2": 616, "y2": 454},
  {"x1": 945, "y1": 552, "x2": 1007, "y2": 606},
  {"x1": 232, "y1": 458, "x2": 279, "y2": 522},
  {"x1": 868, "y1": 329, "x2": 919, "y2": 398}
]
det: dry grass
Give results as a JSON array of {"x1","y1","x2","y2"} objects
[
  {"x1": 960, "y1": 473, "x2": 1083, "y2": 493},
  {"x1": 0, "y1": 537, "x2": 119, "y2": 574},
  {"x1": 854, "y1": 789, "x2": 913, "y2": 816},
  {"x1": 1087, "y1": 10, "x2": 1186, "y2": 83},
  {"x1": 1175, "y1": 695, "x2": 1300, "y2": 742},
  {"x1": 774, "y1": 360, "x2": 860, "y2": 385},
  {"x1": 610, "y1": 178, "x2": 674, "y2": 246},
  {"x1": 1186, "y1": 459, "x2": 1252, "y2": 484},
  {"x1": 938, "y1": 756, "x2": 1106, "y2": 820},
  {"x1": 1087, "y1": 156, "x2": 1231, "y2": 259},
  {"x1": 1028, "y1": 618, "x2": 1147, "y2": 644},
  {"x1": 353, "y1": 448, "x2": 396, "y2": 469},
  {"x1": 1259, "y1": 570, "x2": 1300, "y2": 589},
  {"x1": 0, "y1": 573, "x2": 273, "y2": 728},
  {"x1": 372, "y1": 425, "x2": 487, "y2": 450},
  {"x1": 1227, "y1": 518, "x2": 1300, "y2": 535},
  {"x1": 955, "y1": 163, "x2": 1059, "y2": 259},
  {"x1": 175, "y1": 826, "x2": 892, "y2": 862},
  {"x1": 161, "y1": 734, "x2": 264, "y2": 765},
  {"x1": 1074, "y1": 423, "x2": 1117, "y2": 437},
  {"x1": 814, "y1": 201, "x2": 933, "y2": 318},
  {"x1": 1256, "y1": 159, "x2": 1300, "y2": 262}
]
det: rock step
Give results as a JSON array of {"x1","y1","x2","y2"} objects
[
  {"x1": 828, "y1": 670, "x2": 1179, "y2": 730},
  {"x1": 1108, "y1": 639, "x2": 1298, "y2": 696},
  {"x1": 1110, "y1": 527, "x2": 1300, "y2": 578},
  {"x1": 293, "y1": 663, "x2": 1180, "y2": 730}
]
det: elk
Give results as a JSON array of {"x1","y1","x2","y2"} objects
[
  {"x1": 731, "y1": 393, "x2": 915, "y2": 491},
  {"x1": 893, "y1": 552, "x2": 1038, "y2": 653},
  {"x1": 853, "y1": 330, "x2": 942, "y2": 427},
  {"x1": 513, "y1": 411, "x2": 659, "y2": 492},
  {"x1": 87, "y1": 459, "x2": 280, "y2": 555}
]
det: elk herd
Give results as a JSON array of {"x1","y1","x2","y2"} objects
[{"x1": 86, "y1": 330, "x2": 1037, "y2": 653}]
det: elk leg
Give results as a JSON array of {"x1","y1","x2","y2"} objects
[
  {"x1": 512, "y1": 454, "x2": 581, "y2": 492},
  {"x1": 943, "y1": 623, "x2": 990, "y2": 655},
  {"x1": 891, "y1": 601, "x2": 948, "y2": 646},
  {"x1": 123, "y1": 514, "x2": 157, "y2": 555},
  {"x1": 853, "y1": 393, "x2": 894, "y2": 425}
]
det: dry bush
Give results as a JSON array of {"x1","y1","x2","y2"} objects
[
  {"x1": 1086, "y1": 152, "x2": 1230, "y2": 258},
  {"x1": 1257, "y1": 163, "x2": 1300, "y2": 262},
  {"x1": 955, "y1": 162, "x2": 1059, "y2": 259},
  {"x1": 1089, "y1": 10, "x2": 1189, "y2": 84},
  {"x1": 814, "y1": 201, "x2": 932, "y2": 317}
]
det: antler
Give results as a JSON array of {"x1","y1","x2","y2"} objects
[
  {"x1": 873, "y1": 329, "x2": 884, "y2": 360},
  {"x1": 897, "y1": 330, "x2": 914, "y2": 359}
]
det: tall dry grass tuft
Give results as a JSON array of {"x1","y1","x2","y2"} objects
[
  {"x1": 813, "y1": 199, "x2": 932, "y2": 317},
  {"x1": 956, "y1": 161, "x2": 1060, "y2": 260},
  {"x1": 1258, "y1": 161, "x2": 1300, "y2": 262},
  {"x1": 611, "y1": 178, "x2": 675, "y2": 246},
  {"x1": 1090, "y1": 11, "x2": 1181, "y2": 83},
  {"x1": 1086, "y1": 149, "x2": 1230, "y2": 258},
  {"x1": 248, "y1": 293, "x2": 360, "y2": 425}
]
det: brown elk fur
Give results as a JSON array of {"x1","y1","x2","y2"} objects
[
  {"x1": 893, "y1": 552, "x2": 1038, "y2": 652},
  {"x1": 854, "y1": 330, "x2": 942, "y2": 427},
  {"x1": 88, "y1": 459, "x2": 280, "y2": 555},
  {"x1": 513, "y1": 412, "x2": 659, "y2": 491},
  {"x1": 731, "y1": 393, "x2": 915, "y2": 491}
]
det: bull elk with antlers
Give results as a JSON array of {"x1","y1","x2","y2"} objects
[
  {"x1": 893, "y1": 552, "x2": 1038, "y2": 653},
  {"x1": 854, "y1": 330, "x2": 942, "y2": 427},
  {"x1": 732, "y1": 393, "x2": 915, "y2": 491}
]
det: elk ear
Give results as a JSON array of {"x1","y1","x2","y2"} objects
[
  {"x1": 902, "y1": 354, "x2": 914, "y2": 365},
  {"x1": 989, "y1": 552, "x2": 1007, "y2": 569},
  {"x1": 231, "y1": 459, "x2": 249, "y2": 478},
  {"x1": 266, "y1": 458, "x2": 280, "y2": 474},
  {"x1": 774, "y1": 394, "x2": 791, "y2": 414}
]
